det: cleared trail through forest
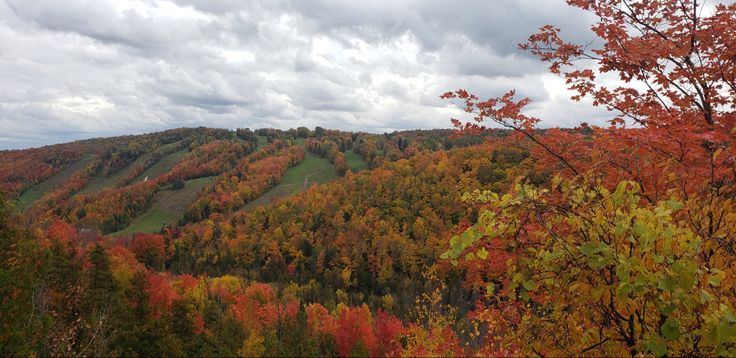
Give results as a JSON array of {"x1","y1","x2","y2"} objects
[
  {"x1": 110, "y1": 176, "x2": 215, "y2": 237},
  {"x1": 241, "y1": 152, "x2": 337, "y2": 212},
  {"x1": 18, "y1": 155, "x2": 96, "y2": 210},
  {"x1": 78, "y1": 141, "x2": 185, "y2": 195}
]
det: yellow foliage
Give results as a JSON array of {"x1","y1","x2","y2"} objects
[{"x1": 238, "y1": 332, "x2": 265, "y2": 357}]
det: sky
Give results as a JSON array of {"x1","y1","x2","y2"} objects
[{"x1": 0, "y1": 0, "x2": 612, "y2": 150}]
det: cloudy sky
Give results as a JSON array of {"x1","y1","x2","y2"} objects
[{"x1": 0, "y1": 0, "x2": 611, "y2": 149}]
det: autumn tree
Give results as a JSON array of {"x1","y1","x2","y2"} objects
[
  {"x1": 446, "y1": 0, "x2": 736, "y2": 224},
  {"x1": 443, "y1": 0, "x2": 736, "y2": 356},
  {"x1": 0, "y1": 197, "x2": 47, "y2": 354}
]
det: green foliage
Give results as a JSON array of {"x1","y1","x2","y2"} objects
[{"x1": 447, "y1": 177, "x2": 736, "y2": 356}]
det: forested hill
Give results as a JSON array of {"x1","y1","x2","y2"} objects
[
  {"x1": 0, "y1": 125, "x2": 517, "y2": 356},
  {"x1": 2, "y1": 127, "x2": 495, "y2": 234}
]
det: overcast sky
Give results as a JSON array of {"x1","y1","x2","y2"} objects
[{"x1": 0, "y1": 0, "x2": 611, "y2": 150}]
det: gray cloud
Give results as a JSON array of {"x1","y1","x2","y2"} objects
[{"x1": 0, "y1": 0, "x2": 605, "y2": 150}]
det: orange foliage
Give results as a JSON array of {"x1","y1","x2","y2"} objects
[
  {"x1": 374, "y1": 309, "x2": 404, "y2": 357},
  {"x1": 46, "y1": 219, "x2": 78, "y2": 246},
  {"x1": 129, "y1": 233, "x2": 166, "y2": 266},
  {"x1": 145, "y1": 272, "x2": 180, "y2": 319},
  {"x1": 334, "y1": 304, "x2": 377, "y2": 357}
]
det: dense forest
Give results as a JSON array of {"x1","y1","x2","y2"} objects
[{"x1": 2, "y1": 0, "x2": 736, "y2": 356}]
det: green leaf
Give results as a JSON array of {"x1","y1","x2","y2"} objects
[
  {"x1": 617, "y1": 282, "x2": 634, "y2": 299},
  {"x1": 450, "y1": 235, "x2": 459, "y2": 247},
  {"x1": 477, "y1": 247, "x2": 489, "y2": 260},
  {"x1": 486, "y1": 283, "x2": 494, "y2": 298},
  {"x1": 522, "y1": 279, "x2": 537, "y2": 291},
  {"x1": 661, "y1": 318, "x2": 680, "y2": 340},
  {"x1": 644, "y1": 336, "x2": 667, "y2": 357},
  {"x1": 658, "y1": 276, "x2": 676, "y2": 291},
  {"x1": 461, "y1": 230, "x2": 475, "y2": 247},
  {"x1": 724, "y1": 309, "x2": 736, "y2": 324},
  {"x1": 587, "y1": 256, "x2": 609, "y2": 270},
  {"x1": 660, "y1": 305, "x2": 676, "y2": 317},
  {"x1": 520, "y1": 290, "x2": 530, "y2": 302},
  {"x1": 512, "y1": 273, "x2": 524, "y2": 283},
  {"x1": 616, "y1": 263, "x2": 630, "y2": 281},
  {"x1": 667, "y1": 200, "x2": 683, "y2": 211},
  {"x1": 580, "y1": 242, "x2": 599, "y2": 256},
  {"x1": 633, "y1": 220, "x2": 648, "y2": 237},
  {"x1": 612, "y1": 181, "x2": 628, "y2": 207}
]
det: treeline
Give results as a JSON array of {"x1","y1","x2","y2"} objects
[
  {"x1": 0, "y1": 145, "x2": 87, "y2": 197},
  {"x1": 159, "y1": 140, "x2": 253, "y2": 184}
]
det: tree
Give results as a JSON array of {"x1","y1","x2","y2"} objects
[
  {"x1": 334, "y1": 304, "x2": 377, "y2": 356},
  {"x1": 296, "y1": 127, "x2": 311, "y2": 138},
  {"x1": 171, "y1": 179, "x2": 185, "y2": 190},
  {"x1": 444, "y1": 0, "x2": 736, "y2": 200},
  {"x1": 145, "y1": 273, "x2": 179, "y2": 319},
  {"x1": 442, "y1": 1, "x2": 736, "y2": 355},
  {"x1": 130, "y1": 234, "x2": 166, "y2": 269},
  {"x1": 79, "y1": 244, "x2": 118, "y2": 357}
]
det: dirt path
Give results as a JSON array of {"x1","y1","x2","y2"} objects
[{"x1": 303, "y1": 173, "x2": 315, "y2": 190}]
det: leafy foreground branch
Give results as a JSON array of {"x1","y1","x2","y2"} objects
[{"x1": 445, "y1": 177, "x2": 736, "y2": 356}]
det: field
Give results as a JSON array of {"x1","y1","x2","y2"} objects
[
  {"x1": 132, "y1": 148, "x2": 189, "y2": 182},
  {"x1": 241, "y1": 152, "x2": 338, "y2": 211},
  {"x1": 18, "y1": 156, "x2": 96, "y2": 210},
  {"x1": 345, "y1": 150, "x2": 369, "y2": 171},
  {"x1": 110, "y1": 176, "x2": 214, "y2": 236}
]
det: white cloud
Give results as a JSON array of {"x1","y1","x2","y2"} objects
[{"x1": 0, "y1": 0, "x2": 608, "y2": 149}]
